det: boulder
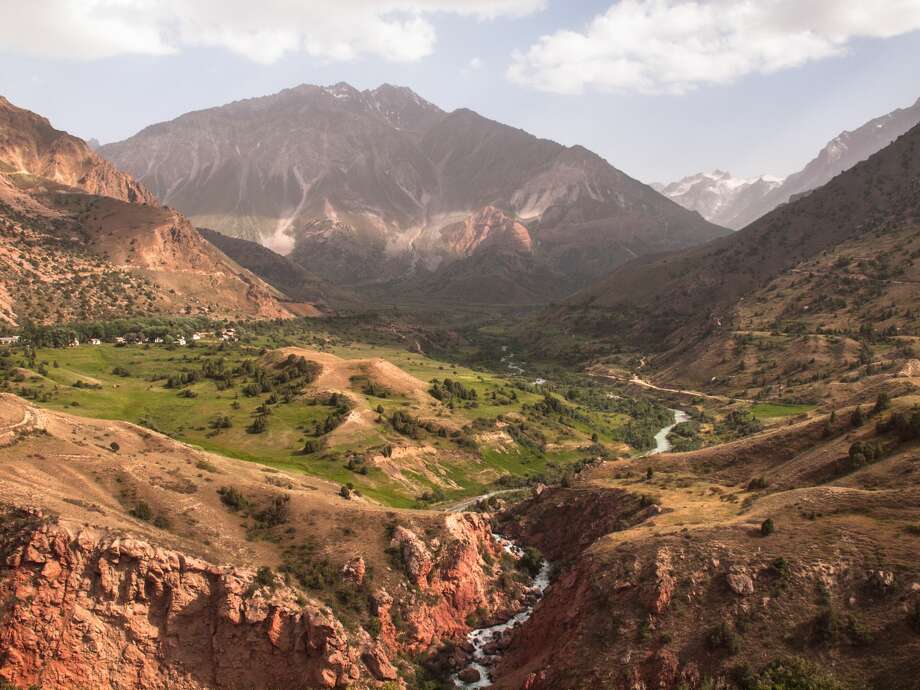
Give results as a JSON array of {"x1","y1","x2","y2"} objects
[{"x1": 458, "y1": 666, "x2": 482, "y2": 683}]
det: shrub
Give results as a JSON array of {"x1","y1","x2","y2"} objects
[
  {"x1": 517, "y1": 546, "x2": 544, "y2": 577},
  {"x1": 109, "y1": 441, "x2": 120, "y2": 452},
  {"x1": 748, "y1": 657, "x2": 848, "y2": 690},
  {"x1": 910, "y1": 599, "x2": 920, "y2": 634},
  {"x1": 255, "y1": 495, "x2": 290, "y2": 527},
  {"x1": 812, "y1": 607, "x2": 840, "y2": 643},
  {"x1": 747, "y1": 476, "x2": 769, "y2": 491},
  {"x1": 111, "y1": 366, "x2": 131, "y2": 377},
  {"x1": 218, "y1": 486, "x2": 249, "y2": 511},
  {"x1": 130, "y1": 501, "x2": 153, "y2": 521},
  {"x1": 247, "y1": 415, "x2": 268, "y2": 434},
  {"x1": 872, "y1": 392, "x2": 891, "y2": 415},
  {"x1": 706, "y1": 620, "x2": 740, "y2": 654},
  {"x1": 302, "y1": 438, "x2": 325, "y2": 454},
  {"x1": 760, "y1": 518, "x2": 775, "y2": 536},
  {"x1": 850, "y1": 405, "x2": 864, "y2": 427}
]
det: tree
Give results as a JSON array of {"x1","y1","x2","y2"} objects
[
  {"x1": 760, "y1": 518, "x2": 775, "y2": 536},
  {"x1": 850, "y1": 405, "x2": 864, "y2": 427},
  {"x1": 247, "y1": 415, "x2": 268, "y2": 434},
  {"x1": 872, "y1": 392, "x2": 891, "y2": 415}
]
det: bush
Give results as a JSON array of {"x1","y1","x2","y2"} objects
[
  {"x1": 910, "y1": 599, "x2": 920, "y2": 634},
  {"x1": 247, "y1": 415, "x2": 268, "y2": 434},
  {"x1": 255, "y1": 495, "x2": 290, "y2": 527},
  {"x1": 111, "y1": 366, "x2": 131, "y2": 377},
  {"x1": 850, "y1": 405, "x2": 864, "y2": 427},
  {"x1": 707, "y1": 619, "x2": 740, "y2": 654},
  {"x1": 218, "y1": 486, "x2": 249, "y2": 511},
  {"x1": 130, "y1": 501, "x2": 153, "y2": 522},
  {"x1": 747, "y1": 657, "x2": 848, "y2": 690},
  {"x1": 760, "y1": 518, "x2": 775, "y2": 536},
  {"x1": 517, "y1": 546, "x2": 544, "y2": 577}
]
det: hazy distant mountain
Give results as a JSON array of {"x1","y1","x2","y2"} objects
[
  {"x1": 100, "y1": 83, "x2": 727, "y2": 303},
  {"x1": 658, "y1": 97, "x2": 920, "y2": 230},
  {"x1": 573, "y1": 120, "x2": 920, "y2": 349},
  {"x1": 652, "y1": 171, "x2": 783, "y2": 229}
]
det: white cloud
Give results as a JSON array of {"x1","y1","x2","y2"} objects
[
  {"x1": 0, "y1": 0, "x2": 545, "y2": 64},
  {"x1": 461, "y1": 56, "x2": 485, "y2": 77},
  {"x1": 508, "y1": 0, "x2": 920, "y2": 95}
]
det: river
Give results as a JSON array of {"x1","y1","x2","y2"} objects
[
  {"x1": 454, "y1": 410, "x2": 685, "y2": 687},
  {"x1": 452, "y1": 535, "x2": 551, "y2": 688},
  {"x1": 646, "y1": 408, "x2": 691, "y2": 456}
]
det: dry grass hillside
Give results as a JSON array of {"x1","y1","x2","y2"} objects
[{"x1": 495, "y1": 383, "x2": 920, "y2": 690}]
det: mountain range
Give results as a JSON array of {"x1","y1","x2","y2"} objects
[
  {"x1": 561, "y1": 115, "x2": 920, "y2": 387},
  {"x1": 657, "y1": 96, "x2": 920, "y2": 229},
  {"x1": 99, "y1": 83, "x2": 728, "y2": 303}
]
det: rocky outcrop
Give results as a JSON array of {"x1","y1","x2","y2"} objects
[
  {"x1": 0, "y1": 510, "x2": 363, "y2": 690},
  {"x1": 440, "y1": 206, "x2": 533, "y2": 258},
  {"x1": 384, "y1": 514, "x2": 523, "y2": 651}
]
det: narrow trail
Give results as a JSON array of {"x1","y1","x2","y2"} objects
[{"x1": 592, "y1": 372, "x2": 751, "y2": 404}]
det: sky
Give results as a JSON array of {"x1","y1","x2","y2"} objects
[{"x1": 1, "y1": 0, "x2": 920, "y2": 183}]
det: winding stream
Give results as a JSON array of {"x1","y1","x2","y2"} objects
[{"x1": 646, "y1": 408, "x2": 691, "y2": 456}]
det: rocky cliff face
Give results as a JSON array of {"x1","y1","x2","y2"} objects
[
  {"x1": 0, "y1": 502, "x2": 529, "y2": 690},
  {"x1": 0, "y1": 97, "x2": 297, "y2": 324},
  {"x1": 0, "y1": 509, "x2": 364, "y2": 690},
  {"x1": 0, "y1": 96, "x2": 156, "y2": 206}
]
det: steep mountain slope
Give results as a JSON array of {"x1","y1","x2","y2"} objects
[
  {"x1": 494, "y1": 388, "x2": 920, "y2": 690},
  {"x1": 0, "y1": 96, "x2": 156, "y2": 206},
  {"x1": 197, "y1": 228, "x2": 353, "y2": 309},
  {"x1": 100, "y1": 83, "x2": 728, "y2": 302},
  {"x1": 542, "y1": 121, "x2": 920, "y2": 403},
  {"x1": 660, "y1": 97, "x2": 920, "y2": 229},
  {"x1": 0, "y1": 96, "x2": 294, "y2": 325},
  {"x1": 653, "y1": 171, "x2": 783, "y2": 229},
  {"x1": 573, "y1": 120, "x2": 920, "y2": 347}
]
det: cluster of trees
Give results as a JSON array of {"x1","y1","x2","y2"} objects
[
  {"x1": 308, "y1": 393, "x2": 352, "y2": 436},
  {"x1": 429, "y1": 378, "x2": 478, "y2": 403},
  {"x1": 716, "y1": 410, "x2": 764, "y2": 440},
  {"x1": 877, "y1": 408, "x2": 920, "y2": 441},
  {"x1": 506, "y1": 422, "x2": 547, "y2": 453},
  {"x1": 19, "y1": 315, "x2": 220, "y2": 348},
  {"x1": 667, "y1": 420, "x2": 703, "y2": 452}
]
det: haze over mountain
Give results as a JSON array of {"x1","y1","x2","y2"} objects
[
  {"x1": 568, "y1": 119, "x2": 920, "y2": 362},
  {"x1": 100, "y1": 83, "x2": 728, "y2": 302},
  {"x1": 0, "y1": 96, "x2": 298, "y2": 325},
  {"x1": 652, "y1": 171, "x2": 783, "y2": 230},
  {"x1": 658, "y1": 96, "x2": 920, "y2": 230}
]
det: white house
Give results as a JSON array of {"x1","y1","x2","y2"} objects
[
  {"x1": 90, "y1": 338, "x2": 102, "y2": 345},
  {"x1": 191, "y1": 333, "x2": 203, "y2": 341},
  {"x1": 68, "y1": 338, "x2": 80, "y2": 348},
  {"x1": 177, "y1": 336, "x2": 187, "y2": 346},
  {"x1": 115, "y1": 337, "x2": 126, "y2": 344},
  {"x1": 0, "y1": 335, "x2": 19, "y2": 345},
  {"x1": 154, "y1": 337, "x2": 164, "y2": 344}
]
